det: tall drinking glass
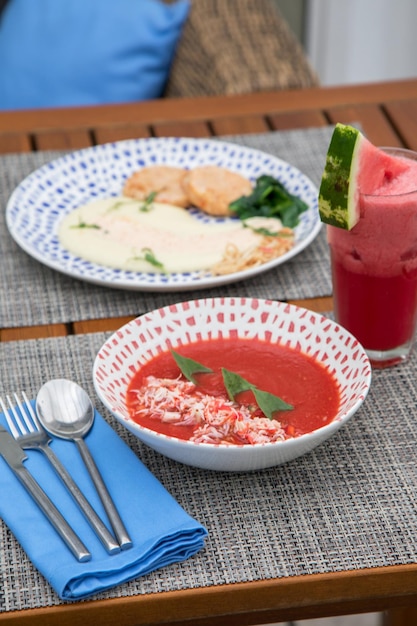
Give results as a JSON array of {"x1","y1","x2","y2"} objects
[{"x1": 328, "y1": 147, "x2": 417, "y2": 368}]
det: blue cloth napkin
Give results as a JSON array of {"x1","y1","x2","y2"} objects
[{"x1": 0, "y1": 403, "x2": 207, "y2": 600}]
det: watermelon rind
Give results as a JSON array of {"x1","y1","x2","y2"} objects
[{"x1": 318, "y1": 123, "x2": 364, "y2": 230}]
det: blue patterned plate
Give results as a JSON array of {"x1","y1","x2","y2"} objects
[{"x1": 6, "y1": 137, "x2": 321, "y2": 292}]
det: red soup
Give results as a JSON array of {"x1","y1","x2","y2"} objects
[{"x1": 126, "y1": 337, "x2": 341, "y2": 445}]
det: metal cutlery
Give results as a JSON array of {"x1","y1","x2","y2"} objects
[
  {"x1": 0, "y1": 425, "x2": 91, "y2": 562},
  {"x1": 1, "y1": 393, "x2": 120, "y2": 555},
  {"x1": 36, "y1": 379, "x2": 133, "y2": 550}
]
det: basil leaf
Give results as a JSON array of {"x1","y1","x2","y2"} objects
[
  {"x1": 171, "y1": 350, "x2": 213, "y2": 384},
  {"x1": 221, "y1": 368, "x2": 253, "y2": 400},
  {"x1": 222, "y1": 368, "x2": 293, "y2": 419},
  {"x1": 251, "y1": 388, "x2": 293, "y2": 419},
  {"x1": 172, "y1": 356, "x2": 294, "y2": 420}
]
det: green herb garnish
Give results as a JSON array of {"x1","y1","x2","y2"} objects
[
  {"x1": 105, "y1": 195, "x2": 155, "y2": 213},
  {"x1": 243, "y1": 222, "x2": 294, "y2": 237},
  {"x1": 70, "y1": 218, "x2": 100, "y2": 230},
  {"x1": 221, "y1": 368, "x2": 292, "y2": 419},
  {"x1": 229, "y1": 175, "x2": 308, "y2": 228},
  {"x1": 171, "y1": 351, "x2": 293, "y2": 419},
  {"x1": 171, "y1": 350, "x2": 213, "y2": 384},
  {"x1": 105, "y1": 198, "x2": 137, "y2": 213},
  {"x1": 131, "y1": 247, "x2": 166, "y2": 272},
  {"x1": 140, "y1": 190, "x2": 158, "y2": 212}
]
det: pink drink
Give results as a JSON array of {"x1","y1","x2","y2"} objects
[{"x1": 328, "y1": 147, "x2": 417, "y2": 368}]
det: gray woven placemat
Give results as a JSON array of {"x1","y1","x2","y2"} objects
[
  {"x1": 1, "y1": 331, "x2": 417, "y2": 612},
  {"x1": 0, "y1": 127, "x2": 334, "y2": 328}
]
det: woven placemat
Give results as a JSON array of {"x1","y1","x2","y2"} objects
[
  {"x1": 1, "y1": 331, "x2": 417, "y2": 611},
  {"x1": 0, "y1": 127, "x2": 334, "y2": 328}
]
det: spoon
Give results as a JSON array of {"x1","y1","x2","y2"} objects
[{"x1": 36, "y1": 379, "x2": 132, "y2": 550}]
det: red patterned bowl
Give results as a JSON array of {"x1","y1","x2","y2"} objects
[{"x1": 93, "y1": 298, "x2": 372, "y2": 471}]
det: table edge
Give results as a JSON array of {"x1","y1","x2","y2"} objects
[
  {"x1": 1, "y1": 78, "x2": 417, "y2": 134},
  {"x1": 2, "y1": 564, "x2": 417, "y2": 625}
]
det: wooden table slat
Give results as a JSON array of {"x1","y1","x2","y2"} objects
[
  {"x1": 34, "y1": 129, "x2": 93, "y2": 151},
  {"x1": 210, "y1": 114, "x2": 269, "y2": 136},
  {"x1": 3, "y1": 564, "x2": 417, "y2": 626},
  {"x1": 153, "y1": 120, "x2": 212, "y2": 137},
  {"x1": 385, "y1": 606, "x2": 417, "y2": 626},
  {"x1": 72, "y1": 317, "x2": 136, "y2": 335},
  {"x1": 269, "y1": 109, "x2": 328, "y2": 130},
  {"x1": 94, "y1": 124, "x2": 151, "y2": 145},
  {"x1": 325, "y1": 103, "x2": 404, "y2": 146},
  {"x1": 0, "y1": 132, "x2": 32, "y2": 154},
  {"x1": 287, "y1": 296, "x2": 333, "y2": 314},
  {"x1": 2, "y1": 79, "x2": 417, "y2": 136},
  {"x1": 0, "y1": 324, "x2": 69, "y2": 342},
  {"x1": 383, "y1": 100, "x2": 417, "y2": 151}
]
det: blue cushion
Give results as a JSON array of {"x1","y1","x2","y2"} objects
[{"x1": 0, "y1": 0, "x2": 190, "y2": 110}]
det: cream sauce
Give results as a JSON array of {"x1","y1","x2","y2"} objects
[{"x1": 58, "y1": 197, "x2": 276, "y2": 274}]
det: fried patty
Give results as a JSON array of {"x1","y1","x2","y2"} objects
[
  {"x1": 182, "y1": 165, "x2": 253, "y2": 216},
  {"x1": 123, "y1": 165, "x2": 189, "y2": 208}
]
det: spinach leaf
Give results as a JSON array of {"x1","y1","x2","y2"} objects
[{"x1": 229, "y1": 175, "x2": 308, "y2": 228}]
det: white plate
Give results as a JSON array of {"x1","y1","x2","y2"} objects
[{"x1": 6, "y1": 137, "x2": 321, "y2": 292}]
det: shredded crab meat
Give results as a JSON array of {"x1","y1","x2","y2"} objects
[
  {"x1": 211, "y1": 229, "x2": 295, "y2": 276},
  {"x1": 130, "y1": 375, "x2": 288, "y2": 445}
]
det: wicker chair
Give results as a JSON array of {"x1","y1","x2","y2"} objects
[{"x1": 164, "y1": 0, "x2": 318, "y2": 98}]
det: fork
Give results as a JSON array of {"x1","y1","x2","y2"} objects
[{"x1": 0, "y1": 392, "x2": 120, "y2": 554}]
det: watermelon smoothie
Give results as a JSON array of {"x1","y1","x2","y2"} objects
[{"x1": 328, "y1": 147, "x2": 417, "y2": 367}]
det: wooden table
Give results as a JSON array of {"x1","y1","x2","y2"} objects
[{"x1": 1, "y1": 78, "x2": 417, "y2": 626}]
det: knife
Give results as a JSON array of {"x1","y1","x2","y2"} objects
[{"x1": 0, "y1": 427, "x2": 91, "y2": 562}]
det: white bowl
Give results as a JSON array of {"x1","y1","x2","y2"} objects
[{"x1": 93, "y1": 298, "x2": 372, "y2": 472}]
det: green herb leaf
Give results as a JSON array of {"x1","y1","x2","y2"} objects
[
  {"x1": 222, "y1": 368, "x2": 293, "y2": 419},
  {"x1": 171, "y1": 354, "x2": 293, "y2": 419},
  {"x1": 243, "y1": 222, "x2": 294, "y2": 238},
  {"x1": 131, "y1": 247, "x2": 166, "y2": 272},
  {"x1": 106, "y1": 194, "x2": 157, "y2": 213},
  {"x1": 105, "y1": 198, "x2": 137, "y2": 213},
  {"x1": 221, "y1": 368, "x2": 253, "y2": 399},
  {"x1": 140, "y1": 190, "x2": 158, "y2": 212},
  {"x1": 70, "y1": 218, "x2": 101, "y2": 230},
  {"x1": 142, "y1": 247, "x2": 163, "y2": 268},
  {"x1": 251, "y1": 388, "x2": 293, "y2": 419},
  {"x1": 229, "y1": 175, "x2": 308, "y2": 228},
  {"x1": 171, "y1": 350, "x2": 213, "y2": 384}
]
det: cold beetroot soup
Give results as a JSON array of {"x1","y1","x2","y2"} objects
[{"x1": 126, "y1": 336, "x2": 341, "y2": 445}]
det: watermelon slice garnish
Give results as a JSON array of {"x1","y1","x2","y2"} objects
[{"x1": 318, "y1": 123, "x2": 410, "y2": 230}]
